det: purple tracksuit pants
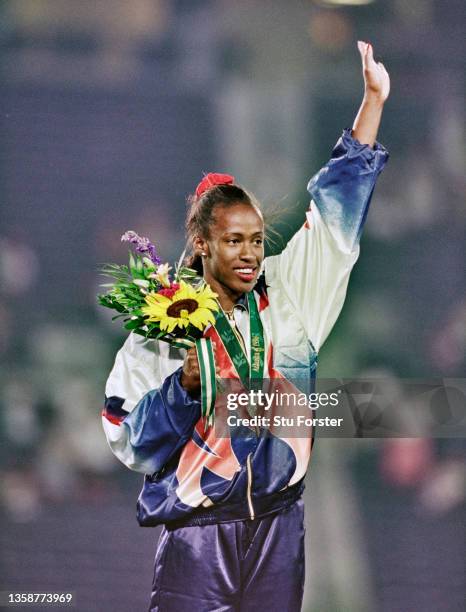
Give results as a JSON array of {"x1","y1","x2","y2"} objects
[{"x1": 149, "y1": 499, "x2": 305, "y2": 611}]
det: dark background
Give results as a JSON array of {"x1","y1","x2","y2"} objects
[{"x1": 0, "y1": 1, "x2": 464, "y2": 610}]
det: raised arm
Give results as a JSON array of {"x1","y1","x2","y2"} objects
[
  {"x1": 264, "y1": 42, "x2": 390, "y2": 352},
  {"x1": 352, "y1": 41, "x2": 390, "y2": 147}
]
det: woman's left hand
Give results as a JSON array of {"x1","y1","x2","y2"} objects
[{"x1": 358, "y1": 40, "x2": 390, "y2": 103}]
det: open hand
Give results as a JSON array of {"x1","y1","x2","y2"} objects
[{"x1": 358, "y1": 41, "x2": 390, "y2": 103}]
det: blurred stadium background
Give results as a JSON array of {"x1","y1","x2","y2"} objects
[{"x1": 0, "y1": 1, "x2": 464, "y2": 610}]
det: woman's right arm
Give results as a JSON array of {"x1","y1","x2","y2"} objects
[{"x1": 102, "y1": 333, "x2": 201, "y2": 475}]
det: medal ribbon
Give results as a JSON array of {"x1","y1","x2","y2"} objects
[
  {"x1": 213, "y1": 292, "x2": 264, "y2": 387},
  {"x1": 170, "y1": 336, "x2": 217, "y2": 426},
  {"x1": 173, "y1": 292, "x2": 264, "y2": 427}
]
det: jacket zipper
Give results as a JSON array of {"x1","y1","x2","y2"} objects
[{"x1": 246, "y1": 453, "x2": 255, "y2": 520}]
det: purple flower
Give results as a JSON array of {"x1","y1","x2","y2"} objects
[
  {"x1": 121, "y1": 230, "x2": 139, "y2": 244},
  {"x1": 121, "y1": 230, "x2": 161, "y2": 265}
]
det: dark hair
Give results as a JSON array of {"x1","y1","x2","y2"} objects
[{"x1": 185, "y1": 183, "x2": 262, "y2": 274}]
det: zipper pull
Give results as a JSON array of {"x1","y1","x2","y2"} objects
[{"x1": 246, "y1": 453, "x2": 255, "y2": 520}]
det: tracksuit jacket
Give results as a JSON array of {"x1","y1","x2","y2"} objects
[{"x1": 103, "y1": 128, "x2": 388, "y2": 528}]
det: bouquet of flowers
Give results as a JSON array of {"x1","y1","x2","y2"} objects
[
  {"x1": 98, "y1": 231, "x2": 220, "y2": 424},
  {"x1": 98, "y1": 230, "x2": 219, "y2": 342}
]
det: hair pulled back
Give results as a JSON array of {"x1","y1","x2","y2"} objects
[{"x1": 185, "y1": 183, "x2": 261, "y2": 275}]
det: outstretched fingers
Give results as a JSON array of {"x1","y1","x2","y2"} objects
[
  {"x1": 357, "y1": 40, "x2": 366, "y2": 57},
  {"x1": 357, "y1": 40, "x2": 374, "y2": 68},
  {"x1": 357, "y1": 39, "x2": 390, "y2": 97},
  {"x1": 365, "y1": 42, "x2": 374, "y2": 66}
]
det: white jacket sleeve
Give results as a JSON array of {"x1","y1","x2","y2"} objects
[{"x1": 102, "y1": 333, "x2": 200, "y2": 474}]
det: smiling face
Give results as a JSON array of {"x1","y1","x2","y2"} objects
[{"x1": 194, "y1": 202, "x2": 265, "y2": 311}]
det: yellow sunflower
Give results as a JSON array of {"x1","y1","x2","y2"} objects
[{"x1": 141, "y1": 281, "x2": 219, "y2": 333}]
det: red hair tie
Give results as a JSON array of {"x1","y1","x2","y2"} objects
[{"x1": 195, "y1": 172, "x2": 235, "y2": 197}]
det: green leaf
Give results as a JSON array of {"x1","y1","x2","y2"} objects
[
  {"x1": 124, "y1": 318, "x2": 144, "y2": 330},
  {"x1": 129, "y1": 251, "x2": 137, "y2": 272}
]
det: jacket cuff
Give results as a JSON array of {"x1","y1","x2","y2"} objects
[{"x1": 336, "y1": 127, "x2": 389, "y2": 166}]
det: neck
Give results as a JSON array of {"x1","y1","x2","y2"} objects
[{"x1": 204, "y1": 277, "x2": 242, "y2": 312}]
